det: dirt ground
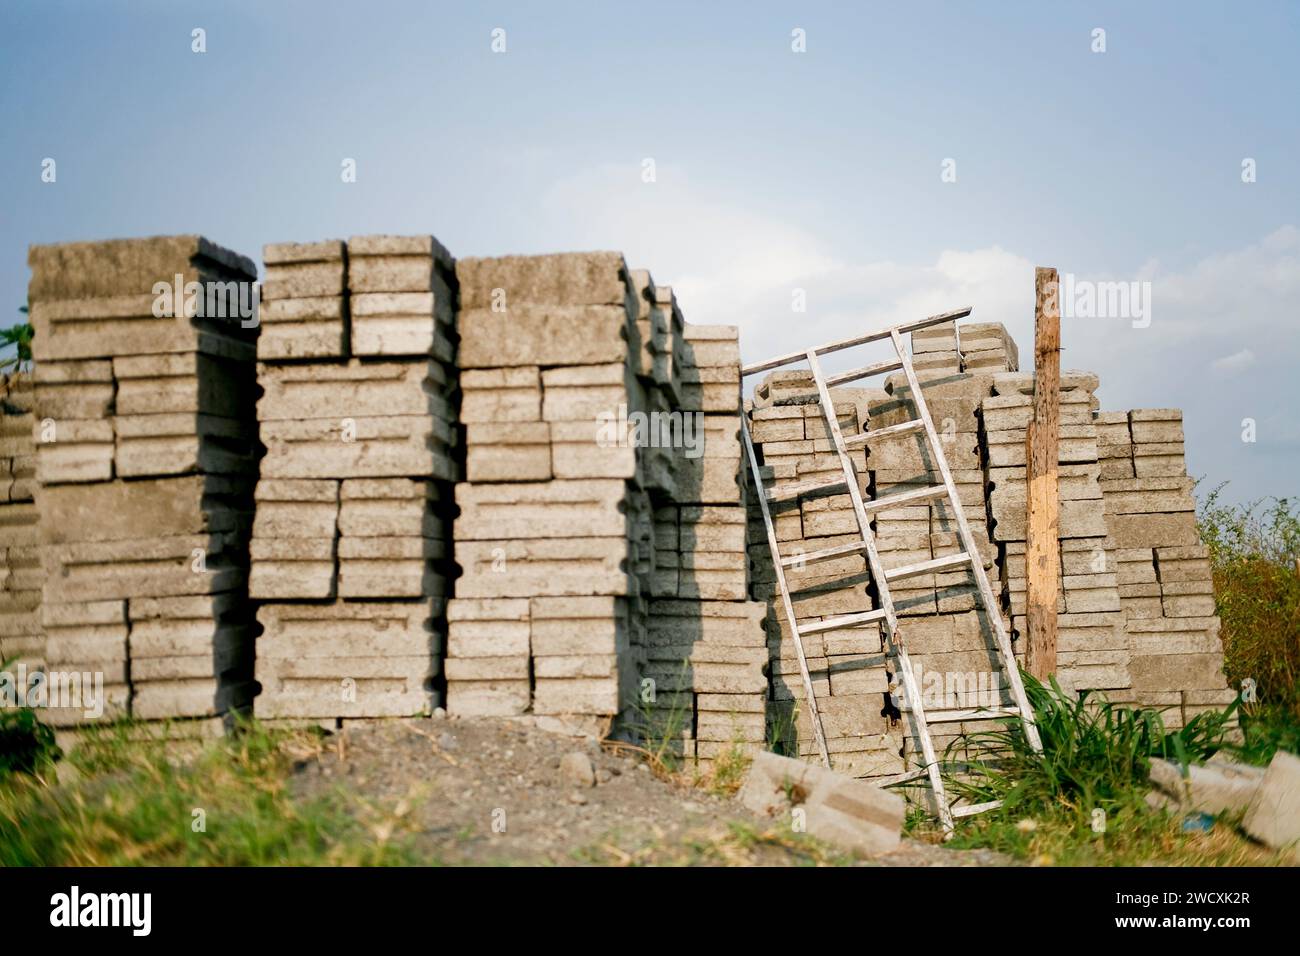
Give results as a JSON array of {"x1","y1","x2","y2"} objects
[{"x1": 286, "y1": 714, "x2": 1010, "y2": 866}]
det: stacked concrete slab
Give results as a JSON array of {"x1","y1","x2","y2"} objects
[
  {"x1": 26, "y1": 236, "x2": 260, "y2": 725},
  {"x1": 959, "y1": 322, "x2": 1019, "y2": 372},
  {"x1": 983, "y1": 371, "x2": 1129, "y2": 696},
  {"x1": 652, "y1": 323, "x2": 767, "y2": 766},
  {"x1": 1097, "y1": 409, "x2": 1233, "y2": 725},
  {"x1": 446, "y1": 252, "x2": 644, "y2": 722},
  {"x1": 252, "y1": 236, "x2": 457, "y2": 721},
  {"x1": 446, "y1": 254, "x2": 767, "y2": 760},
  {"x1": 0, "y1": 373, "x2": 42, "y2": 667}
]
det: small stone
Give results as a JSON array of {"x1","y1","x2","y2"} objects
[
  {"x1": 568, "y1": 791, "x2": 589, "y2": 806},
  {"x1": 560, "y1": 751, "x2": 596, "y2": 788},
  {"x1": 438, "y1": 732, "x2": 458, "y2": 751},
  {"x1": 682, "y1": 801, "x2": 703, "y2": 814},
  {"x1": 432, "y1": 707, "x2": 447, "y2": 720},
  {"x1": 637, "y1": 762, "x2": 650, "y2": 773},
  {"x1": 596, "y1": 768, "x2": 613, "y2": 784}
]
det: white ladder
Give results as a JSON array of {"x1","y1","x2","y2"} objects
[{"x1": 741, "y1": 308, "x2": 1042, "y2": 832}]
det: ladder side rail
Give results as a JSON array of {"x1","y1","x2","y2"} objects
[
  {"x1": 806, "y1": 349, "x2": 955, "y2": 832},
  {"x1": 740, "y1": 418, "x2": 832, "y2": 766},
  {"x1": 742, "y1": 308, "x2": 972, "y2": 377},
  {"x1": 888, "y1": 328, "x2": 1044, "y2": 753}
]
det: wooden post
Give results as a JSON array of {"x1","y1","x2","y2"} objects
[{"x1": 1025, "y1": 267, "x2": 1061, "y2": 680}]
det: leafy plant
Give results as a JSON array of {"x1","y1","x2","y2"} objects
[
  {"x1": 2, "y1": 305, "x2": 33, "y2": 373},
  {"x1": 940, "y1": 674, "x2": 1235, "y2": 822},
  {"x1": 0, "y1": 705, "x2": 60, "y2": 777},
  {"x1": 1197, "y1": 484, "x2": 1300, "y2": 727},
  {"x1": 0, "y1": 658, "x2": 61, "y2": 778}
]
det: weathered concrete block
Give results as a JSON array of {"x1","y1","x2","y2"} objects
[
  {"x1": 1243, "y1": 751, "x2": 1300, "y2": 859},
  {"x1": 350, "y1": 291, "x2": 455, "y2": 358},
  {"x1": 738, "y1": 750, "x2": 904, "y2": 857},
  {"x1": 454, "y1": 479, "x2": 628, "y2": 540},
  {"x1": 338, "y1": 477, "x2": 443, "y2": 539},
  {"x1": 257, "y1": 601, "x2": 437, "y2": 658},
  {"x1": 454, "y1": 538, "x2": 629, "y2": 598},
  {"x1": 38, "y1": 475, "x2": 250, "y2": 545},
  {"x1": 258, "y1": 360, "x2": 451, "y2": 421},
  {"x1": 464, "y1": 422, "x2": 552, "y2": 482},
  {"x1": 1148, "y1": 757, "x2": 1265, "y2": 817},
  {"x1": 456, "y1": 252, "x2": 630, "y2": 309},
  {"x1": 458, "y1": 306, "x2": 629, "y2": 368},
  {"x1": 461, "y1": 367, "x2": 542, "y2": 422},
  {"x1": 260, "y1": 416, "x2": 455, "y2": 480},
  {"x1": 446, "y1": 680, "x2": 530, "y2": 717}
]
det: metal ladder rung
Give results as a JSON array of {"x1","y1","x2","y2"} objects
[
  {"x1": 740, "y1": 307, "x2": 972, "y2": 376},
  {"x1": 799, "y1": 608, "x2": 887, "y2": 635},
  {"x1": 843, "y1": 417, "x2": 925, "y2": 448},
  {"x1": 903, "y1": 705, "x2": 1019, "y2": 723},
  {"x1": 824, "y1": 359, "x2": 903, "y2": 387},
  {"x1": 875, "y1": 767, "x2": 932, "y2": 786},
  {"x1": 884, "y1": 551, "x2": 972, "y2": 581},
  {"x1": 780, "y1": 540, "x2": 868, "y2": 568},
  {"x1": 765, "y1": 474, "x2": 848, "y2": 503},
  {"x1": 862, "y1": 483, "x2": 949, "y2": 514},
  {"x1": 951, "y1": 800, "x2": 1004, "y2": 819}
]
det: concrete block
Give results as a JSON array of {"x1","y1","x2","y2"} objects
[
  {"x1": 1243, "y1": 751, "x2": 1300, "y2": 859},
  {"x1": 446, "y1": 680, "x2": 530, "y2": 717},
  {"x1": 458, "y1": 306, "x2": 629, "y2": 368},
  {"x1": 738, "y1": 750, "x2": 904, "y2": 857},
  {"x1": 1148, "y1": 757, "x2": 1265, "y2": 817}
]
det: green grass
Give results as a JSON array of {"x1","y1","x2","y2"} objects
[
  {"x1": 917, "y1": 676, "x2": 1289, "y2": 865},
  {"x1": 941, "y1": 802, "x2": 1280, "y2": 866},
  {"x1": 0, "y1": 719, "x2": 420, "y2": 866}
]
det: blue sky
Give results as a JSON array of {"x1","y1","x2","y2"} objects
[{"x1": 2, "y1": 1, "x2": 1297, "y2": 502}]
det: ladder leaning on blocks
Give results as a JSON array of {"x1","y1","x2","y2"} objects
[{"x1": 740, "y1": 308, "x2": 1043, "y2": 833}]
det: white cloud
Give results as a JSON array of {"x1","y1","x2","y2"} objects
[
  {"x1": 530, "y1": 164, "x2": 1300, "y2": 501},
  {"x1": 1211, "y1": 348, "x2": 1256, "y2": 375}
]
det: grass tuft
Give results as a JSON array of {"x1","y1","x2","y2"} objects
[{"x1": 0, "y1": 718, "x2": 420, "y2": 866}]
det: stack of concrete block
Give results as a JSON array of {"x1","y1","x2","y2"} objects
[
  {"x1": 26, "y1": 236, "x2": 261, "y2": 725},
  {"x1": 446, "y1": 252, "x2": 644, "y2": 722},
  {"x1": 445, "y1": 253, "x2": 768, "y2": 759},
  {"x1": 1131, "y1": 409, "x2": 1187, "y2": 478},
  {"x1": 252, "y1": 236, "x2": 457, "y2": 721},
  {"x1": 257, "y1": 241, "x2": 346, "y2": 360},
  {"x1": 651, "y1": 322, "x2": 767, "y2": 766},
  {"x1": 752, "y1": 369, "x2": 818, "y2": 405},
  {"x1": 0, "y1": 373, "x2": 42, "y2": 667},
  {"x1": 1094, "y1": 410, "x2": 1135, "y2": 479},
  {"x1": 1098, "y1": 409, "x2": 1232, "y2": 724},
  {"x1": 909, "y1": 320, "x2": 961, "y2": 375},
  {"x1": 982, "y1": 371, "x2": 1127, "y2": 694},
  {"x1": 958, "y1": 322, "x2": 1019, "y2": 372}
]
